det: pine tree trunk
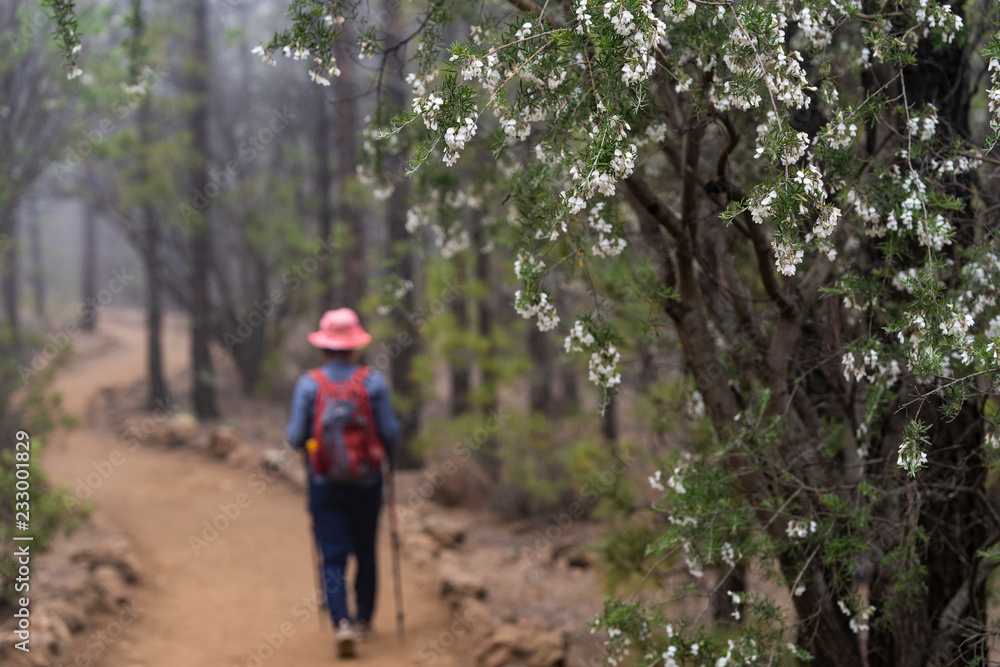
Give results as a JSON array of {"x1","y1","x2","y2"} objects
[
  {"x1": 335, "y1": 41, "x2": 364, "y2": 310},
  {"x1": 385, "y1": 40, "x2": 422, "y2": 468},
  {"x1": 449, "y1": 260, "x2": 471, "y2": 417},
  {"x1": 27, "y1": 202, "x2": 44, "y2": 321},
  {"x1": 527, "y1": 325, "x2": 553, "y2": 413},
  {"x1": 186, "y1": 0, "x2": 218, "y2": 419},
  {"x1": 315, "y1": 88, "x2": 335, "y2": 310},
  {"x1": 1, "y1": 207, "x2": 19, "y2": 334},
  {"x1": 387, "y1": 175, "x2": 422, "y2": 469},
  {"x1": 81, "y1": 199, "x2": 97, "y2": 332},
  {"x1": 144, "y1": 224, "x2": 169, "y2": 410}
]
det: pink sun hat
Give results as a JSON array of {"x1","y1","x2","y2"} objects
[{"x1": 307, "y1": 308, "x2": 372, "y2": 350}]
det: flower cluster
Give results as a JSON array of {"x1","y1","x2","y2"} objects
[
  {"x1": 754, "y1": 112, "x2": 810, "y2": 165},
  {"x1": 837, "y1": 599, "x2": 876, "y2": 634},
  {"x1": 438, "y1": 229, "x2": 470, "y2": 258},
  {"x1": 251, "y1": 41, "x2": 345, "y2": 86},
  {"x1": 405, "y1": 69, "x2": 438, "y2": 96},
  {"x1": 663, "y1": 0, "x2": 696, "y2": 24},
  {"x1": 720, "y1": 541, "x2": 738, "y2": 568},
  {"x1": 443, "y1": 115, "x2": 479, "y2": 166},
  {"x1": 718, "y1": 8, "x2": 811, "y2": 111},
  {"x1": 565, "y1": 138, "x2": 637, "y2": 209},
  {"x1": 514, "y1": 288, "x2": 560, "y2": 331},
  {"x1": 356, "y1": 35, "x2": 378, "y2": 60},
  {"x1": 648, "y1": 469, "x2": 665, "y2": 492},
  {"x1": 820, "y1": 111, "x2": 858, "y2": 150},
  {"x1": 587, "y1": 202, "x2": 627, "y2": 257},
  {"x1": 807, "y1": 206, "x2": 841, "y2": 258},
  {"x1": 906, "y1": 107, "x2": 939, "y2": 142},
  {"x1": 913, "y1": 0, "x2": 964, "y2": 44},
  {"x1": 589, "y1": 343, "x2": 622, "y2": 389},
  {"x1": 785, "y1": 518, "x2": 817, "y2": 539},
  {"x1": 846, "y1": 189, "x2": 881, "y2": 235},
  {"x1": 930, "y1": 154, "x2": 982, "y2": 177},
  {"x1": 749, "y1": 188, "x2": 777, "y2": 225},
  {"x1": 771, "y1": 238, "x2": 803, "y2": 277},
  {"x1": 514, "y1": 252, "x2": 546, "y2": 282},
  {"x1": 596, "y1": 1, "x2": 667, "y2": 86},
  {"x1": 405, "y1": 204, "x2": 432, "y2": 233},
  {"x1": 412, "y1": 93, "x2": 445, "y2": 131},
  {"x1": 841, "y1": 345, "x2": 889, "y2": 383},
  {"x1": 574, "y1": 0, "x2": 593, "y2": 34},
  {"x1": 897, "y1": 421, "x2": 930, "y2": 477}
]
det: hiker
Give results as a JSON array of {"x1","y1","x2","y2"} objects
[{"x1": 286, "y1": 308, "x2": 400, "y2": 658}]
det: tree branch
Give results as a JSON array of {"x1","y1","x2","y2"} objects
[{"x1": 624, "y1": 174, "x2": 687, "y2": 252}]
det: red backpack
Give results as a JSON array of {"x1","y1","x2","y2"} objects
[{"x1": 307, "y1": 366, "x2": 385, "y2": 481}]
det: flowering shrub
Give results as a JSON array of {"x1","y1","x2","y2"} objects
[
  {"x1": 43, "y1": 0, "x2": 1000, "y2": 664},
  {"x1": 253, "y1": 1, "x2": 1000, "y2": 664}
]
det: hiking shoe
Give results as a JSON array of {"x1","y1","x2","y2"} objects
[
  {"x1": 355, "y1": 620, "x2": 373, "y2": 641},
  {"x1": 335, "y1": 619, "x2": 357, "y2": 658}
]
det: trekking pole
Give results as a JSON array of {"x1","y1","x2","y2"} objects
[
  {"x1": 303, "y1": 442, "x2": 328, "y2": 632},
  {"x1": 385, "y1": 457, "x2": 405, "y2": 640},
  {"x1": 311, "y1": 525, "x2": 329, "y2": 632}
]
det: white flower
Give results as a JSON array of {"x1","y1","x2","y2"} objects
[
  {"x1": 720, "y1": 542, "x2": 737, "y2": 567},
  {"x1": 588, "y1": 344, "x2": 622, "y2": 389},
  {"x1": 309, "y1": 69, "x2": 331, "y2": 86},
  {"x1": 772, "y1": 239, "x2": 804, "y2": 277},
  {"x1": 564, "y1": 319, "x2": 596, "y2": 352},
  {"x1": 785, "y1": 518, "x2": 817, "y2": 539},
  {"x1": 514, "y1": 289, "x2": 560, "y2": 331},
  {"x1": 750, "y1": 189, "x2": 777, "y2": 225},
  {"x1": 648, "y1": 470, "x2": 666, "y2": 492},
  {"x1": 460, "y1": 57, "x2": 483, "y2": 80}
]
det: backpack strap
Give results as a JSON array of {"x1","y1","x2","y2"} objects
[
  {"x1": 347, "y1": 365, "x2": 371, "y2": 393},
  {"x1": 309, "y1": 368, "x2": 333, "y2": 392}
]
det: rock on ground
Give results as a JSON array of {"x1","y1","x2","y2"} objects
[
  {"x1": 422, "y1": 514, "x2": 468, "y2": 548},
  {"x1": 165, "y1": 412, "x2": 199, "y2": 447},
  {"x1": 0, "y1": 521, "x2": 142, "y2": 666},
  {"x1": 474, "y1": 617, "x2": 568, "y2": 667},
  {"x1": 439, "y1": 551, "x2": 488, "y2": 601}
]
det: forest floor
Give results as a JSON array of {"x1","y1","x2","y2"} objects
[{"x1": 37, "y1": 307, "x2": 607, "y2": 666}]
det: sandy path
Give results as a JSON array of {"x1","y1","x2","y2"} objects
[{"x1": 42, "y1": 308, "x2": 455, "y2": 666}]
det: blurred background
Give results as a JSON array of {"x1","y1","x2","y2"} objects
[{"x1": 0, "y1": 2, "x2": 689, "y2": 665}]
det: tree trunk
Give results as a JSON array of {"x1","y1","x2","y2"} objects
[
  {"x1": 527, "y1": 325, "x2": 553, "y2": 413},
  {"x1": 27, "y1": 201, "x2": 44, "y2": 321},
  {"x1": 144, "y1": 219, "x2": 169, "y2": 410},
  {"x1": 449, "y1": 260, "x2": 471, "y2": 417},
  {"x1": 229, "y1": 263, "x2": 268, "y2": 395},
  {"x1": 387, "y1": 175, "x2": 422, "y2": 469},
  {"x1": 385, "y1": 26, "x2": 422, "y2": 468},
  {"x1": 1, "y1": 206, "x2": 19, "y2": 334},
  {"x1": 81, "y1": 198, "x2": 98, "y2": 332},
  {"x1": 186, "y1": 0, "x2": 218, "y2": 419},
  {"x1": 130, "y1": 0, "x2": 168, "y2": 410},
  {"x1": 335, "y1": 40, "x2": 364, "y2": 310},
  {"x1": 472, "y1": 214, "x2": 498, "y2": 414},
  {"x1": 315, "y1": 88, "x2": 335, "y2": 310}
]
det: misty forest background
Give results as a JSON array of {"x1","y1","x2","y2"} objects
[{"x1": 0, "y1": 0, "x2": 672, "y2": 554}]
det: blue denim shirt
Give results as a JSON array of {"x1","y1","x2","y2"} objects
[{"x1": 286, "y1": 361, "x2": 400, "y2": 475}]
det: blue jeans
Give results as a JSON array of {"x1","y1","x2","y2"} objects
[{"x1": 308, "y1": 472, "x2": 382, "y2": 626}]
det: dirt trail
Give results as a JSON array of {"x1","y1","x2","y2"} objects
[{"x1": 42, "y1": 308, "x2": 455, "y2": 667}]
